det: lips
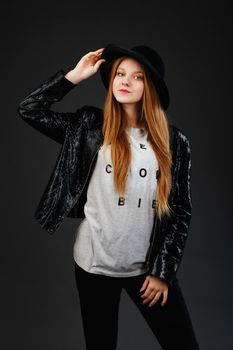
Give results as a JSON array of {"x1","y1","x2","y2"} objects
[{"x1": 118, "y1": 89, "x2": 130, "y2": 93}]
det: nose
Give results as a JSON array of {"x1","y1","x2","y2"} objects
[{"x1": 122, "y1": 76, "x2": 130, "y2": 86}]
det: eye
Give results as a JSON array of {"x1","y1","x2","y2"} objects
[
  {"x1": 116, "y1": 71, "x2": 143, "y2": 80},
  {"x1": 135, "y1": 75, "x2": 143, "y2": 80}
]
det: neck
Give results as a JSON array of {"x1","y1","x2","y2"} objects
[{"x1": 122, "y1": 103, "x2": 144, "y2": 128}]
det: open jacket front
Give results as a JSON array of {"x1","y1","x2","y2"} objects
[{"x1": 17, "y1": 69, "x2": 192, "y2": 286}]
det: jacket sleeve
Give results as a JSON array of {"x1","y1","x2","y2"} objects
[
  {"x1": 150, "y1": 132, "x2": 192, "y2": 285},
  {"x1": 17, "y1": 69, "x2": 82, "y2": 144}
]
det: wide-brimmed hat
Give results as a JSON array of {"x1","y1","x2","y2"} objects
[{"x1": 99, "y1": 43, "x2": 170, "y2": 110}]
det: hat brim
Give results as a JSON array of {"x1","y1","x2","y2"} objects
[{"x1": 99, "y1": 44, "x2": 169, "y2": 110}]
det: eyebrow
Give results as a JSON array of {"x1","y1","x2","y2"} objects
[{"x1": 117, "y1": 67, "x2": 144, "y2": 73}]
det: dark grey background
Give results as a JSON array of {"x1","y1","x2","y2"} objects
[{"x1": 1, "y1": 0, "x2": 232, "y2": 349}]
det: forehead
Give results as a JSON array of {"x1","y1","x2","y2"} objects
[{"x1": 117, "y1": 57, "x2": 144, "y2": 71}]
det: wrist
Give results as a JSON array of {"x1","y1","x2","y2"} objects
[{"x1": 64, "y1": 70, "x2": 83, "y2": 85}]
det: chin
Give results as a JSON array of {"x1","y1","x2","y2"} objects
[
  {"x1": 115, "y1": 98, "x2": 136, "y2": 104},
  {"x1": 113, "y1": 95, "x2": 139, "y2": 104}
]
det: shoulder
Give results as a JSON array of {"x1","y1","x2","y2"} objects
[
  {"x1": 80, "y1": 105, "x2": 103, "y2": 114},
  {"x1": 169, "y1": 123, "x2": 191, "y2": 161},
  {"x1": 169, "y1": 123, "x2": 191, "y2": 146}
]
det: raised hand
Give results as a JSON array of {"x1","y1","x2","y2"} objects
[{"x1": 65, "y1": 47, "x2": 106, "y2": 84}]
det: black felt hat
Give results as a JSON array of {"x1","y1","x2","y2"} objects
[{"x1": 99, "y1": 43, "x2": 170, "y2": 110}]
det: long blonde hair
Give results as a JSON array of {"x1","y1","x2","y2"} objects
[{"x1": 102, "y1": 56, "x2": 173, "y2": 220}]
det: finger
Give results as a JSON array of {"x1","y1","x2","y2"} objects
[
  {"x1": 87, "y1": 51, "x2": 104, "y2": 60},
  {"x1": 91, "y1": 48, "x2": 104, "y2": 56},
  {"x1": 148, "y1": 291, "x2": 162, "y2": 307},
  {"x1": 139, "y1": 277, "x2": 149, "y2": 293},
  {"x1": 94, "y1": 59, "x2": 106, "y2": 69},
  {"x1": 142, "y1": 289, "x2": 157, "y2": 304},
  {"x1": 142, "y1": 289, "x2": 154, "y2": 300},
  {"x1": 96, "y1": 58, "x2": 106, "y2": 64},
  {"x1": 139, "y1": 276, "x2": 150, "y2": 292},
  {"x1": 140, "y1": 288, "x2": 152, "y2": 298},
  {"x1": 86, "y1": 52, "x2": 101, "y2": 57},
  {"x1": 140, "y1": 282, "x2": 155, "y2": 298},
  {"x1": 161, "y1": 289, "x2": 168, "y2": 307}
]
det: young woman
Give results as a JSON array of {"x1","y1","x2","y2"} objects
[{"x1": 18, "y1": 44, "x2": 200, "y2": 350}]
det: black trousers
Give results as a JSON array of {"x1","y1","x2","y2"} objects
[{"x1": 74, "y1": 262, "x2": 200, "y2": 350}]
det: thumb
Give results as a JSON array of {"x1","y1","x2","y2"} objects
[{"x1": 94, "y1": 58, "x2": 106, "y2": 70}]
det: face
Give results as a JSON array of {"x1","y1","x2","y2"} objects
[{"x1": 112, "y1": 57, "x2": 144, "y2": 105}]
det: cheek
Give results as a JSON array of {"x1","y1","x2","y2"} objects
[
  {"x1": 138, "y1": 83, "x2": 144, "y2": 96},
  {"x1": 112, "y1": 78, "x2": 118, "y2": 91}
]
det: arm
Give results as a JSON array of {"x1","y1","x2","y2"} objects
[
  {"x1": 17, "y1": 48, "x2": 106, "y2": 144},
  {"x1": 150, "y1": 133, "x2": 192, "y2": 285},
  {"x1": 17, "y1": 69, "x2": 83, "y2": 144}
]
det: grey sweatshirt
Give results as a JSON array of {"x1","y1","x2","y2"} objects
[{"x1": 73, "y1": 127, "x2": 159, "y2": 277}]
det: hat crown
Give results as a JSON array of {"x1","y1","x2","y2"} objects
[{"x1": 130, "y1": 45, "x2": 165, "y2": 78}]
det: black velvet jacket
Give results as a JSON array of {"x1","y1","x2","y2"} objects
[{"x1": 17, "y1": 69, "x2": 192, "y2": 286}]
